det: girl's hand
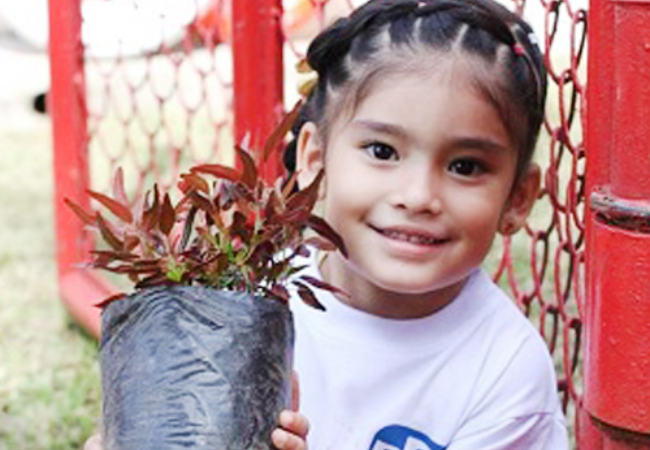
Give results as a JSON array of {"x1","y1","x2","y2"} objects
[
  {"x1": 271, "y1": 371, "x2": 310, "y2": 450},
  {"x1": 271, "y1": 410, "x2": 310, "y2": 450},
  {"x1": 83, "y1": 434, "x2": 102, "y2": 450}
]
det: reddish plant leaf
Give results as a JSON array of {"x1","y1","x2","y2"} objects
[
  {"x1": 230, "y1": 211, "x2": 251, "y2": 241},
  {"x1": 294, "y1": 281, "x2": 326, "y2": 311},
  {"x1": 180, "y1": 206, "x2": 197, "y2": 251},
  {"x1": 276, "y1": 206, "x2": 311, "y2": 225},
  {"x1": 124, "y1": 235, "x2": 140, "y2": 252},
  {"x1": 255, "y1": 222, "x2": 283, "y2": 245},
  {"x1": 217, "y1": 182, "x2": 236, "y2": 210},
  {"x1": 217, "y1": 184, "x2": 250, "y2": 214},
  {"x1": 187, "y1": 191, "x2": 216, "y2": 215},
  {"x1": 191, "y1": 164, "x2": 241, "y2": 183},
  {"x1": 88, "y1": 190, "x2": 133, "y2": 224},
  {"x1": 184, "y1": 252, "x2": 221, "y2": 276},
  {"x1": 64, "y1": 198, "x2": 96, "y2": 225},
  {"x1": 235, "y1": 182, "x2": 256, "y2": 203},
  {"x1": 263, "y1": 190, "x2": 278, "y2": 221},
  {"x1": 111, "y1": 168, "x2": 129, "y2": 206},
  {"x1": 142, "y1": 185, "x2": 160, "y2": 230},
  {"x1": 261, "y1": 257, "x2": 289, "y2": 280},
  {"x1": 304, "y1": 236, "x2": 338, "y2": 252},
  {"x1": 306, "y1": 215, "x2": 348, "y2": 257},
  {"x1": 91, "y1": 250, "x2": 137, "y2": 261},
  {"x1": 236, "y1": 146, "x2": 258, "y2": 190},
  {"x1": 263, "y1": 99, "x2": 303, "y2": 162},
  {"x1": 94, "y1": 292, "x2": 126, "y2": 309},
  {"x1": 136, "y1": 273, "x2": 171, "y2": 289},
  {"x1": 192, "y1": 195, "x2": 224, "y2": 232},
  {"x1": 174, "y1": 195, "x2": 193, "y2": 216},
  {"x1": 132, "y1": 259, "x2": 163, "y2": 269},
  {"x1": 250, "y1": 238, "x2": 276, "y2": 261},
  {"x1": 234, "y1": 197, "x2": 255, "y2": 221},
  {"x1": 300, "y1": 275, "x2": 350, "y2": 299},
  {"x1": 179, "y1": 172, "x2": 210, "y2": 194},
  {"x1": 269, "y1": 284, "x2": 290, "y2": 303},
  {"x1": 107, "y1": 264, "x2": 160, "y2": 275},
  {"x1": 281, "y1": 172, "x2": 299, "y2": 199},
  {"x1": 160, "y1": 193, "x2": 176, "y2": 235},
  {"x1": 96, "y1": 214, "x2": 124, "y2": 251},
  {"x1": 286, "y1": 170, "x2": 323, "y2": 214}
]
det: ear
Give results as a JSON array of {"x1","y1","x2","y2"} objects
[
  {"x1": 498, "y1": 163, "x2": 541, "y2": 236},
  {"x1": 296, "y1": 121, "x2": 325, "y2": 193}
]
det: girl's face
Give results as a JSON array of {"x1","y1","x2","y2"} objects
[{"x1": 297, "y1": 61, "x2": 540, "y2": 318}]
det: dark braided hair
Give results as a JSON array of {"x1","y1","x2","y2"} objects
[{"x1": 284, "y1": 0, "x2": 547, "y2": 184}]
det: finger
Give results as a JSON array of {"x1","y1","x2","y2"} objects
[
  {"x1": 271, "y1": 428, "x2": 307, "y2": 450},
  {"x1": 279, "y1": 410, "x2": 310, "y2": 438},
  {"x1": 291, "y1": 370, "x2": 300, "y2": 412},
  {"x1": 83, "y1": 434, "x2": 103, "y2": 450}
]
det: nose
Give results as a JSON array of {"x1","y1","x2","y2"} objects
[{"x1": 390, "y1": 164, "x2": 442, "y2": 215}]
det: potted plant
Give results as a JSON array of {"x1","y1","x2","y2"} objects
[{"x1": 66, "y1": 109, "x2": 346, "y2": 450}]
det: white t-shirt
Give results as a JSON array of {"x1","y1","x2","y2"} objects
[{"x1": 289, "y1": 255, "x2": 569, "y2": 450}]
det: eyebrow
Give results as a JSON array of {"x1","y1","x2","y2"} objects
[
  {"x1": 351, "y1": 120, "x2": 409, "y2": 139},
  {"x1": 450, "y1": 137, "x2": 510, "y2": 153},
  {"x1": 352, "y1": 120, "x2": 509, "y2": 153}
]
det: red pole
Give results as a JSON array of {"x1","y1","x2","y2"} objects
[
  {"x1": 49, "y1": 0, "x2": 88, "y2": 273},
  {"x1": 49, "y1": 0, "x2": 105, "y2": 337},
  {"x1": 232, "y1": 0, "x2": 285, "y2": 182},
  {"x1": 584, "y1": 0, "x2": 650, "y2": 447}
]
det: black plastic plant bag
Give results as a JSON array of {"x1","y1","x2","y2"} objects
[{"x1": 100, "y1": 286, "x2": 294, "y2": 450}]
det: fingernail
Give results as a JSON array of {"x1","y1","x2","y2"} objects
[{"x1": 280, "y1": 410, "x2": 294, "y2": 427}]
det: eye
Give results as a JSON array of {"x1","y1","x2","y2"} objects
[
  {"x1": 448, "y1": 158, "x2": 485, "y2": 177},
  {"x1": 363, "y1": 142, "x2": 398, "y2": 161}
]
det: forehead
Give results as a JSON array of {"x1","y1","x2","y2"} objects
[{"x1": 333, "y1": 59, "x2": 512, "y2": 149}]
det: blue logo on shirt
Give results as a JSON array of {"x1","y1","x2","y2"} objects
[{"x1": 369, "y1": 425, "x2": 446, "y2": 450}]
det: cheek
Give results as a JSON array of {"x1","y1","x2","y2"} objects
[
  {"x1": 322, "y1": 157, "x2": 380, "y2": 212},
  {"x1": 445, "y1": 189, "x2": 507, "y2": 232},
  {"x1": 322, "y1": 174, "x2": 367, "y2": 221}
]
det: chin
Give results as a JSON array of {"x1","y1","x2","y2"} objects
[
  {"x1": 367, "y1": 267, "x2": 473, "y2": 296},
  {"x1": 371, "y1": 276, "x2": 455, "y2": 296}
]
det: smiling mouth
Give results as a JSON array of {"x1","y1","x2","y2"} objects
[{"x1": 371, "y1": 226, "x2": 450, "y2": 246}]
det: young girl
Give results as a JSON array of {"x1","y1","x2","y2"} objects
[
  {"x1": 271, "y1": 0, "x2": 569, "y2": 449},
  {"x1": 85, "y1": 1, "x2": 568, "y2": 449}
]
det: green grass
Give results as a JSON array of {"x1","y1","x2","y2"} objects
[{"x1": 0, "y1": 116, "x2": 101, "y2": 450}]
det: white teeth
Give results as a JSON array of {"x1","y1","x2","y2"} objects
[{"x1": 383, "y1": 230, "x2": 442, "y2": 245}]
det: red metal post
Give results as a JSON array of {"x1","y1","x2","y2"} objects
[
  {"x1": 232, "y1": 0, "x2": 285, "y2": 182},
  {"x1": 49, "y1": 0, "x2": 106, "y2": 337},
  {"x1": 49, "y1": 0, "x2": 88, "y2": 282},
  {"x1": 585, "y1": 0, "x2": 650, "y2": 447}
]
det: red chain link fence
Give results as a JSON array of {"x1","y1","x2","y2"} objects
[{"x1": 47, "y1": 0, "x2": 650, "y2": 448}]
